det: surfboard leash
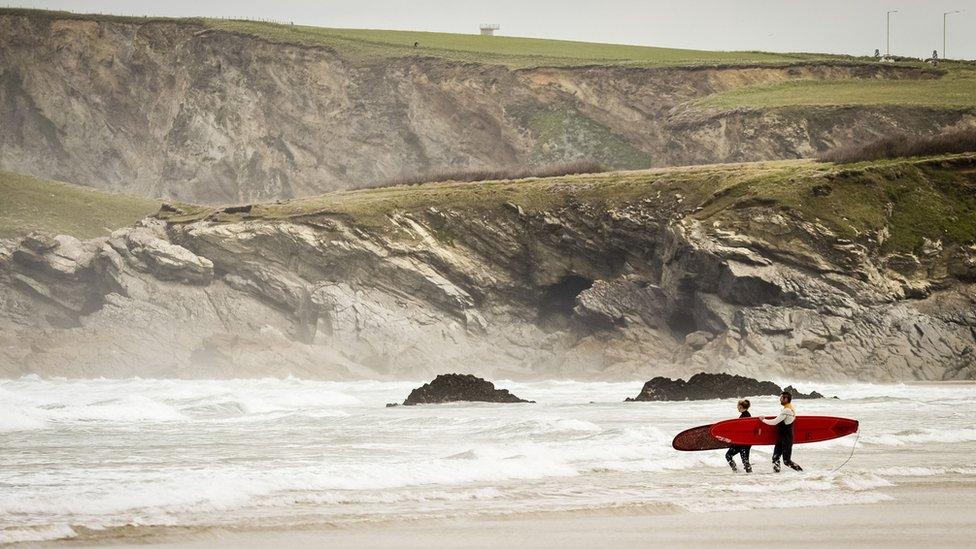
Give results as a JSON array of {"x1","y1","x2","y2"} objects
[{"x1": 829, "y1": 430, "x2": 860, "y2": 472}]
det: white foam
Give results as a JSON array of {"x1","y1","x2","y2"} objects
[
  {"x1": 231, "y1": 389, "x2": 360, "y2": 414},
  {"x1": 47, "y1": 395, "x2": 186, "y2": 422},
  {"x1": 836, "y1": 473, "x2": 893, "y2": 490},
  {"x1": 0, "y1": 524, "x2": 77, "y2": 544},
  {"x1": 679, "y1": 491, "x2": 894, "y2": 513},
  {"x1": 1, "y1": 377, "x2": 974, "y2": 542},
  {"x1": 477, "y1": 417, "x2": 603, "y2": 436},
  {"x1": 0, "y1": 405, "x2": 47, "y2": 432},
  {"x1": 863, "y1": 428, "x2": 976, "y2": 446},
  {"x1": 875, "y1": 465, "x2": 976, "y2": 477},
  {"x1": 295, "y1": 487, "x2": 505, "y2": 505}
]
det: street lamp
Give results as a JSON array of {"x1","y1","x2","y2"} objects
[
  {"x1": 886, "y1": 10, "x2": 898, "y2": 58},
  {"x1": 944, "y1": 10, "x2": 962, "y2": 60}
]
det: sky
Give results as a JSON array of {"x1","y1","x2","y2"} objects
[{"x1": 8, "y1": 0, "x2": 976, "y2": 59}]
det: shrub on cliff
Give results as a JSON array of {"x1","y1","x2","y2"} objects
[
  {"x1": 818, "y1": 126, "x2": 976, "y2": 164},
  {"x1": 358, "y1": 161, "x2": 607, "y2": 189}
]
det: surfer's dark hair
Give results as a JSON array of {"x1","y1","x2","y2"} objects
[
  {"x1": 738, "y1": 399, "x2": 750, "y2": 409},
  {"x1": 780, "y1": 391, "x2": 792, "y2": 403}
]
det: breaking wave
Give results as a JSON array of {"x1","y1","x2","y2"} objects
[{"x1": 1, "y1": 376, "x2": 974, "y2": 543}]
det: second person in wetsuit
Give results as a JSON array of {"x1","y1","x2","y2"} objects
[
  {"x1": 762, "y1": 391, "x2": 803, "y2": 472},
  {"x1": 725, "y1": 399, "x2": 752, "y2": 473}
]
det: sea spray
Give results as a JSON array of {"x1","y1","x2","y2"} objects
[{"x1": 1, "y1": 377, "x2": 974, "y2": 543}]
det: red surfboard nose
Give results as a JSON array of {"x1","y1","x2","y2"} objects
[{"x1": 831, "y1": 419, "x2": 859, "y2": 436}]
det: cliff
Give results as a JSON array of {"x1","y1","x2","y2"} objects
[
  {"x1": 2, "y1": 9, "x2": 974, "y2": 204},
  {"x1": 2, "y1": 155, "x2": 974, "y2": 381}
]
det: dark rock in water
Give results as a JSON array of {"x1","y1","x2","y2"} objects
[
  {"x1": 403, "y1": 373, "x2": 534, "y2": 405},
  {"x1": 385, "y1": 402, "x2": 399, "y2": 408},
  {"x1": 783, "y1": 384, "x2": 824, "y2": 399},
  {"x1": 625, "y1": 372, "x2": 823, "y2": 401},
  {"x1": 625, "y1": 373, "x2": 779, "y2": 401}
]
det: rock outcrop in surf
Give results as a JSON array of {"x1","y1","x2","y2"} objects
[
  {"x1": 402, "y1": 374, "x2": 533, "y2": 405},
  {"x1": 782, "y1": 384, "x2": 826, "y2": 400},
  {"x1": 625, "y1": 372, "x2": 824, "y2": 401}
]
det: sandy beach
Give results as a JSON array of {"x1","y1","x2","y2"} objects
[{"x1": 27, "y1": 478, "x2": 976, "y2": 548}]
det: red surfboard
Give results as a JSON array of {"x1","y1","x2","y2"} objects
[
  {"x1": 672, "y1": 424, "x2": 730, "y2": 451},
  {"x1": 710, "y1": 416, "x2": 858, "y2": 446}
]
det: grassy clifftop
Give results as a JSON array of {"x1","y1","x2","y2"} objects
[
  {"x1": 5, "y1": 7, "x2": 973, "y2": 110},
  {"x1": 5, "y1": 7, "x2": 974, "y2": 109},
  {"x1": 697, "y1": 67, "x2": 976, "y2": 110},
  {"x1": 1, "y1": 152, "x2": 973, "y2": 266},
  {"x1": 0, "y1": 171, "x2": 160, "y2": 239},
  {"x1": 0, "y1": 8, "x2": 852, "y2": 69},
  {"x1": 162, "y1": 154, "x2": 976, "y2": 257},
  {"x1": 201, "y1": 20, "x2": 845, "y2": 68}
]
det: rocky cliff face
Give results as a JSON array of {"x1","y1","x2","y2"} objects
[
  {"x1": 2, "y1": 156, "x2": 974, "y2": 381},
  {"x1": 2, "y1": 12, "x2": 973, "y2": 204}
]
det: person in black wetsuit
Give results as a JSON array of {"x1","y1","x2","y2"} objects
[
  {"x1": 725, "y1": 399, "x2": 752, "y2": 473},
  {"x1": 762, "y1": 391, "x2": 803, "y2": 472}
]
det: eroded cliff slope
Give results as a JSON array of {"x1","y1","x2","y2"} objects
[
  {"x1": 2, "y1": 9, "x2": 975, "y2": 203},
  {"x1": 2, "y1": 155, "x2": 974, "y2": 381}
]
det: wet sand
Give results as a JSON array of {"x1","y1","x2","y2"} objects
[{"x1": 33, "y1": 477, "x2": 976, "y2": 548}]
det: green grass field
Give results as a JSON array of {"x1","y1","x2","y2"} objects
[
  {"x1": 0, "y1": 171, "x2": 160, "y2": 239},
  {"x1": 161, "y1": 154, "x2": 976, "y2": 256},
  {"x1": 1, "y1": 8, "x2": 855, "y2": 69},
  {"x1": 697, "y1": 67, "x2": 976, "y2": 110},
  {"x1": 202, "y1": 19, "x2": 850, "y2": 68}
]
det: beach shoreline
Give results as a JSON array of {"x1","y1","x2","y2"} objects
[{"x1": 24, "y1": 477, "x2": 976, "y2": 548}]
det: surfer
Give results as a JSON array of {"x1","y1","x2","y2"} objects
[
  {"x1": 725, "y1": 399, "x2": 752, "y2": 473},
  {"x1": 762, "y1": 391, "x2": 803, "y2": 472}
]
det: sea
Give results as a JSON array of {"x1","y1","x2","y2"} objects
[{"x1": 2, "y1": 376, "x2": 975, "y2": 544}]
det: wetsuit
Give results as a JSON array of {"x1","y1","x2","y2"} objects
[
  {"x1": 724, "y1": 411, "x2": 752, "y2": 472},
  {"x1": 762, "y1": 405, "x2": 803, "y2": 472}
]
